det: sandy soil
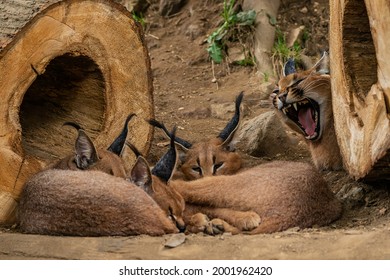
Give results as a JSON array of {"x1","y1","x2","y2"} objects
[{"x1": 0, "y1": 0, "x2": 389, "y2": 260}]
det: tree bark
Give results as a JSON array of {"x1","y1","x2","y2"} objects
[
  {"x1": 329, "y1": 0, "x2": 390, "y2": 181},
  {"x1": 0, "y1": 0, "x2": 154, "y2": 223},
  {"x1": 243, "y1": 0, "x2": 280, "y2": 77}
]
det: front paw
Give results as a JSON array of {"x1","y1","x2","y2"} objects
[
  {"x1": 234, "y1": 211, "x2": 261, "y2": 231},
  {"x1": 186, "y1": 213, "x2": 225, "y2": 235}
]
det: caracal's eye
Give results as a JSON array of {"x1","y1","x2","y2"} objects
[
  {"x1": 168, "y1": 206, "x2": 177, "y2": 221},
  {"x1": 213, "y1": 162, "x2": 224, "y2": 174},
  {"x1": 191, "y1": 166, "x2": 202, "y2": 175}
]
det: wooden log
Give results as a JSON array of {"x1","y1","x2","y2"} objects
[
  {"x1": 0, "y1": 0, "x2": 154, "y2": 223},
  {"x1": 329, "y1": 0, "x2": 390, "y2": 181}
]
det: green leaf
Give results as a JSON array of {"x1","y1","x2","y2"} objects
[
  {"x1": 207, "y1": 42, "x2": 223, "y2": 64},
  {"x1": 236, "y1": 10, "x2": 256, "y2": 26},
  {"x1": 267, "y1": 13, "x2": 277, "y2": 26}
]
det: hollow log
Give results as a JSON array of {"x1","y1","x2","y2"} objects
[
  {"x1": 329, "y1": 0, "x2": 390, "y2": 181},
  {"x1": 0, "y1": 0, "x2": 154, "y2": 223}
]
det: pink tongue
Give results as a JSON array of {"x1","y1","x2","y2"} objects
[{"x1": 298, "y1": 107, "x2": 316, "y2": 136}]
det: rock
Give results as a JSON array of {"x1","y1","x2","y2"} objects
[
  {"x1": 164, "y1": 233, "x2": 186, "y2": 248},
  {"x1": 210, "y1": 103, "x2": 236, "y2": 120},
  {"x1": 237, "y1": 111, "x2": 306, "y2": 158},
  {"x1": 286, "y1": 25, "x2": 305, "y2": 48},
  {"x1": 299, "y1": 7, "x2": 308, "y2": 14},
  {"x1": 228, "y1": 45, "x2": 246, "y2": 63},
  {"x1": 177, "y1": 106, "x2": 211, "y2": 119},
  {"x1": 159, "y1": 0, "x2": 187, "y2": 17}
]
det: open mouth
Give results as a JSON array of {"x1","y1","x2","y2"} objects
[{"x1": 280, "y1": 98, "x2": 321, "y2": 140}]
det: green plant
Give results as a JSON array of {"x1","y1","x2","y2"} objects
[
  {"x1": 206, "y1": 0, "x2": 256, "y2": 64},
  {"x1": 271, "y1": 26, "x2": 305, "y2": 78},
  {"x1": 262, "y1": 71, "x2": 270, "y2": 83},
  {"x1": 132, "y1": 11, "x2": 146, "y2": 29}
]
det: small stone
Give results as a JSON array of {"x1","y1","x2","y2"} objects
[
  {"x1": 164, "y1": 233, "x2": 186, "y2": 248},
  {"x1": 299, "y1": 7, "x2": 308, "y2": 14}
]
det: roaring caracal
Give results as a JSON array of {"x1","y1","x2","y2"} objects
[
  {"x1": 17, "y1": 119, "x2": 185, "y2": 236},
  {"x1": 148, "y1": 92, "x2": 244, "y2": 180},
  {"x1": 271, "y1": 52, "x2": 343, "y2": 170}
]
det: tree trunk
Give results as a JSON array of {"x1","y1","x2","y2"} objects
[
  {"x1": 243, "y1": 0, "x2": 280, "y2": 77},
  {"x1": 0, "y1": 0, "x2": 154, "y2": 223},
  {"x1": 329, "y1": 0, "x2": 390, "y2": 181}
]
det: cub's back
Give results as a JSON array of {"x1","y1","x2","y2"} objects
[{"x1": 18, "y1": 169, "x2": 178, "y2": 236}]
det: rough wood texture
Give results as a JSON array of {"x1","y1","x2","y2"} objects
[
  {"x1": 0, "y1": 0, "x2": 154, "y2": 223},
  {"x1": 329, "y1": 0, "x2": 390, "y2": 180}
]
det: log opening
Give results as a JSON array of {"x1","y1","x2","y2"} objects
[
  {"x1": 20, "y1": 53, "x2": 106, "y2": 162},
  {"x1": 342, "y1": 0, "x2": 377, "y2": 101},
  {"x1": 0, "y1": 0, "x2": 154, "y2": 224}
]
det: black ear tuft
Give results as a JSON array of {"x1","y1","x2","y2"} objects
[
  {"x1": 217, "y1": 91, "x2": 244, "y2": 146},
  {"x1": 151, "y1": 126, "x2": 178, "y2": 183},
  {"x1": 283, "y1": 58, "x2": 296, "y2": 76},
  {"x1": 107, "y1": 113, "x2": 136, "y2": 156},
  {"x1": 63, "y1": 122, "x2": 99, "y2": 169},
  {"x1": 125, "y1": 141, "x2": 143, "y2": 158},
  {"x1": 147, "y1": 118, "x2": 192, "y2": 150}
]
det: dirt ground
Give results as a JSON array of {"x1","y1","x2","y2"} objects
[{"x1": 0, "y1": 0, "x2": 389, "y2": 260}]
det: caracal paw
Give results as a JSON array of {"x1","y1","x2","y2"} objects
[{"x1": 235, "y1": 211, "x2": 261, "y2": 231}]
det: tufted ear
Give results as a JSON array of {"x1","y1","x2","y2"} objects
[
  {"x1": 107, "y1": 113, "x2": 136, "y2": 156},
  {"x1": 283, "y1": 58, "x2": 297, "y2": 77},
  {"x1": 130, "y1": 156, "x2": 153, "y2": 195},
  {"x1": 63, "y1": 122, "x2": 99, "y2": 170},
  {"x1": 151, "y1": 126, "x2": 178, "y2": 183},
  {"x1": 310, "y1": 51, "x2": 329, "y2": 74},
  {"x1": 147, "y1": 118, "x2": 192, "y2": 151},
  {"x1": 217, "y1": 91, "x2": 244, "y2": 151}
]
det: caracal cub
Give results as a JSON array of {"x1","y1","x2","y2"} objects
[
  {"x1": 18, "y1": 120, "x2": 185, "y2": 236},
  {"x1": 149, "y1": 92, "x2": 244, "y2": 180},
  {"x1": 174, "y1": 161, "x2": 342, "y2": 234}
]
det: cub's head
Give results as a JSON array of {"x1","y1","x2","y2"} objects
[
  {"x1": 53, "y1": 114, "x2": 136, "y2": 177},
  {"x1": 53, "y1": 120, "x2": 132, "y2": 178},
  {"x1": 148, "y1": 92, "x2": 244, "y2": 180},
  {"x1": 127, "y1": 128, "x2": 186, "y2": 232},
  {"x1": 271, "y1": 52, "x2": 332, "y2": 141}
]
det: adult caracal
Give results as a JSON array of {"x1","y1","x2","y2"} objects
[
  {"x1": 271, "y1": 52, "x2": 343, "y2": 170},
  {"x1": 148, "y1": 92, "x2": 244, "y2": 180},
  {"x1": 17, "y1": 120, "x2": 185, "y2": 236},
  {"x1": 173, "y1": 161, "x2": 342, "y2": 234}
]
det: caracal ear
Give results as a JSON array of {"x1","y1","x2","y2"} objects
[
  {"x1": 309, "y1": 51, "x2": 329, "y2": 74},
  {"x1": 147, "y1": 118, "x2": 192, "y2": 151},
  {"x1": 217, "y1": 91, "x2": 244, "y2": 152},
  {"x1": 313, "y1": 51, "x2": 330, "y2": 74},
  {"x1": 63, "y1": 122, "x2": 99, "y2": 170},
  {"x1": 151, "y1": 127, "x2": 178, "y2": 183},
  {"x1": 107, "y1": 113, "x2": 136, "y2": 156},
  {"x1": 283, "y1": 58, "x2": 297, "y2": 77},
  {"x1": 130, "y1": 156, "x2": 153, "y2": 195}
]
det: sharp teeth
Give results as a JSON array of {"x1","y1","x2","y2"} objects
[
  {"x1": 282, "y1": 108, "x2": 287, "y2": 114},
  {"x1": 277, "y1": 98, "x2": 283, "y2": 110},
  {"x1": 293, "y1": 103, "x2": 298, "y2": 111}
]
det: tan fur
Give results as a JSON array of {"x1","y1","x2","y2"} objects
[
  {"x1": 17, "y1": 125, "x2": 186, "y2": 236},
  {"x1": 150, "y1": 92, "x2": 244, "y2": 180},
  {"x1": 51, "y1": 149, "x2": 128, "y2": 178},
  {"x1": 173, "y1": 161, "x2": 342, "y2": 234},
  {"x1": 180, "y1": 138, "x2": 242, "y2": 180},
  {"x1": 272, "y1": 54, "x2": 343, "y2": 170},
  {"x1": 18, "y1": 170, "x2": 180, "y2": 236}
]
